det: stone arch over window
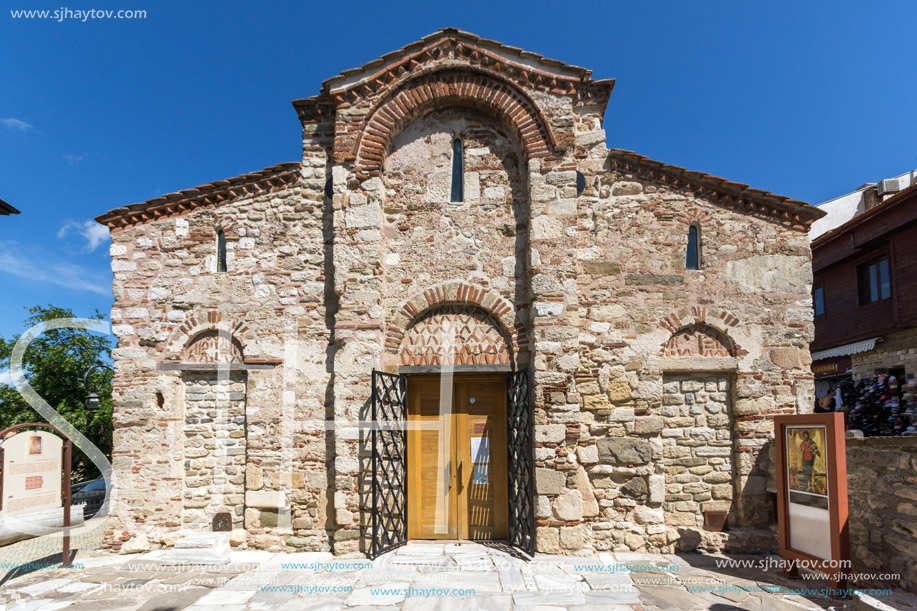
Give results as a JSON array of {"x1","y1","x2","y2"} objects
[
  {"x1": 351, "y1": 69, "x2": 557, "y2": 173},
  {"x1": 384, "y1": 280, "x2": 527, "y2": 368},
  {"x1": 165, "y1": 310, "x2": 261, "y2": 361}
]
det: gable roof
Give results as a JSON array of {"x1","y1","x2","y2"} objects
[
  {"x1": 320, "y1": 28, "x2": 593, "y2": 97},
  {"x1": 95, "y1": 163, "x2": 300, "y2": 230},
  {"x1": 607, "y1": 149, "x2": 825, "y2": 229}
]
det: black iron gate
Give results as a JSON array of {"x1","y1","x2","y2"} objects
[
  {"x1": 370, "y1": 370, "x2": 408, "y2": 558},
  {"x1": 507, "y1": 367, "x2": 535, "y2": 556}
]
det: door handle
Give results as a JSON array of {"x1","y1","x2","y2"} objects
[{"x1": 457, "y1": 461, "x2": 463, "y2": 494}]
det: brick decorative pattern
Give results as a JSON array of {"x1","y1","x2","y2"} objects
[
  {"x1": 385, "y1": 280, "x2": 526, "y2": 365},
  {"x1": 183, "y1": 330, "x2": 244, "y2": 363},
  {"x1": 662, "y1": 326, "x2": 733, "y2": 357},
  {"x1": 400, "y1": 305, "x2": 511, "y2": 366},
  {"x1": 166, "y1": 311, "x2": 261, "y2": 361}
]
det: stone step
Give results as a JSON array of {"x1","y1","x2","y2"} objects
[{"x1": 157, "y1": 532, "x2": 230, "y2": 565}]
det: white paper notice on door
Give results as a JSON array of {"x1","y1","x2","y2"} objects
[
  {"x1": 472, "y1": 464, "x2": 488, "y2": 485},
  {"x1": 471, "y1": 436, "x2": 490, "y2": 464}
]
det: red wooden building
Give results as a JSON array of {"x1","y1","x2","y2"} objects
[{"x1": 811, "y1": 182, "x2": 917, "y2": 385}]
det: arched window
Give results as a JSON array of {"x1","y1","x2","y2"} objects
[
  {"x1": 686, "y1": 224, "x2": 701, "y2": 270},
  {"x1": 216, "y1": 229, "x2": 227, "y2": 272},
  {"x1": 450, "y1": 138, "x2": 464, "y2": 202}
]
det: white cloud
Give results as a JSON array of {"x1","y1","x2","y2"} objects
[
  {"x1": 63, "y1": 153, "x2": 88, "y2": 165},
  {"x1": 1, "y1": 118, "x2": 33, "y2": 132},
  {"x1": 58, "y1": 219, "x2": 111, "y2": 252},
  {"x1": 0, "y1": 369, "x2": 12, "y2": 387},
  {"x1": 0, "y1": 243, "x2": 110, "y2": 296}
]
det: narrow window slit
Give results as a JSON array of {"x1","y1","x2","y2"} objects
[
  {"x1": 686, "y1": 224, "x2": 700, "y2": 270},
  {"x1": 217, "y1": 229, "x2": 227, "y2": 272},
  {"x1": 450, "y1": 138, "x2": 464, "y2": 202}
]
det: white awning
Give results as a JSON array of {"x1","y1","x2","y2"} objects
[{"x1": 811, "y1": 337, "x2": 882, "y2": 361}]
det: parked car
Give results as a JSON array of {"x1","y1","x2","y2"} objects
[{"x1": 71, "y1": 478, "x2": 106, "y2": 518}]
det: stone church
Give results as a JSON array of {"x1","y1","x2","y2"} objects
[{"x1": 96, "y1": 29, "x2": 825, "y2": 556}]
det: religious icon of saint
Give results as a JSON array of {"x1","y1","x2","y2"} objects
[
  {"x1": 798, "y1": 431, "x2": 821, "y2": 493},
  {"x1": 29, "y1": 435, "x2": 42, "y2": 455}
]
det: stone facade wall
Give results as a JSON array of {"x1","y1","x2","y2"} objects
[
  {"x1": 102, "y1": 32, "x2": 820, "y2": 557},
  {"x1": 850, "y1": 326, "x2": 917, "y2": 379},
  {"x1": 104, "y1": 168, "x2": 333, "y2": 552},
  {"x1": 846, "y1": 436, "x2": 917, "y2": 592},
  {"x1": 182, "y1": 373, "x2": 246, "y2": 529}
]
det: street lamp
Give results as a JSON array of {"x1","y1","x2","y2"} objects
[{"x1": 83, "y1": 362, "x2": 113, "y2": 414}]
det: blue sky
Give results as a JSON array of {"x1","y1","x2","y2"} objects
[{"x1": 1, "y1": 0, "x2": 915, "y2": 339}]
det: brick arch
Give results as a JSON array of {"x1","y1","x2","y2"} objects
[
  {"x1": 657, "y1": 307, "x2": 746, "y2": 357},
  {"x1": 384, "y1": 280, "x2": 527, "y2": 362},
  {"x1": 353, "y1": 69, "x2": 557, "y2": 174},
  {"x1": 165, "y1": 310, "x2": 261, "y2": 361}
]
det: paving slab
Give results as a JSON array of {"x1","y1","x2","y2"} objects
[
  {"x1": 637, "y1": 584, "x2": 718, "y2": 610},
  {"x1": 403, "y1": 594, "x2": 512, "y2": 611},
  {"x1": 533, "y1": 572, "x2": 588, "y2": 591},
  {"x1": 412, "y1": 569, "x2": 502, "y2": 594},
  {"x1": 274, "y1": 600, "x2": 343, "y2": 611},
  {"x1": 135, "y1": 587, "x2": 211, "y2": 611},
  {"x1": 583, "y1": 588, "x2": 642, "y2": 605},
  {"x1": 512, "y1": 590, "x2": 587, "y2": 606},
  {"x1": 345, "y1": 582, "x2": 411, "y2": 606}
]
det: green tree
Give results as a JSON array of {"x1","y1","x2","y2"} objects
[{"x1": 0, "y1": 305, "x2": 112, "y2": 480}]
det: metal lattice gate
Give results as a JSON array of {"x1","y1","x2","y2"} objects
[
  {"x1": 507, "y1": 367, "x2": 535, "y2": 556},
  {"x1": 370, "y1": 370, "x2": 408, "y2": 558}
]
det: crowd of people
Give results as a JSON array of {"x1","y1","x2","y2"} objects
[{"x1": 816, "y1": 375, "x2": 917, "y2": 436}]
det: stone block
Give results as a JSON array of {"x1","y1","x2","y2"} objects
[
  {"x1": 535, "y1": 495, "x2": 552, "y2": 519},
  {"x1": 536, "y1": 468, "x2": 567, "y2": 495},
  {"x1": 575, "y1": 467, "x2": 600, "y2": 517},
  {"x1": 613, "y1": 181, "x2": 643, "y2": 195},
  {"x1": 246, "y1": 490, "x2": 284, "y2": 509},
  {"x1": 553, "y1": 490, "x2": 584, "y2": 521},
  {"x1": 536, "y1": 527, "x2": 560, "y2": 553},
  {"x1": 622, "y1": 476, "x2": 648, "y2": 500},
  {"x1": 633, "y1": 417, "x2": 664, "y2": 435},
  {"x1": 607, "y1": 378, "x2": 633, "y2": 404},
  {"x1": 770, "y1": 347, "x2": 803, "y2": 369},
  {"x1": 560, "y1": 524, "x2": 587, "y2": 550},
  {"x1": 577, "y1": 445, "x2": 599, "y2": 464},
  {"x1": 535, "y1": 424, "x2": 566, "y2": 443},
  {"x1": 634, "y1": 506, "x2": 664, "y2": 524},
  {"x1": 597, "y1": 437, "x2": 652, "y2": 466},
  {"x1": 648, "y1": 475, "x2": 666, "y2": 504}
]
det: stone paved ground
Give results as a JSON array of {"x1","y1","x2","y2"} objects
[{"x1": 0, "y1": 541, "x2": 912, "y2": 610}]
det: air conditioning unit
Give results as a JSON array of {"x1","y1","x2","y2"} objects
[{"x1": 878, "y1": 178, "x2": 900, "y2": 197}]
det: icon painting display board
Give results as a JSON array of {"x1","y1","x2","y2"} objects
[{"x1": 774, "y1": 412, "x2": 849, "y2": 589}]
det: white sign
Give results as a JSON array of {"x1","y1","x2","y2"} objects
[
  {"x1": 2, "y1": 431, "x2": 63, "y2": 516},
  {"x1": 471, "y1": 436, "x2": 490, "y2": 464}
]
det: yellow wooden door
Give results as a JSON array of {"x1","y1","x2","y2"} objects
[
  {"x1": 406, "y1": 377, "x2": 457, "y2": 539},
  {"x1": 455, "y1": 377, "x2": 509, "y2": 540},
  {"x1": 406, "y1": 375, "x2": 508, "y2": 541}
]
